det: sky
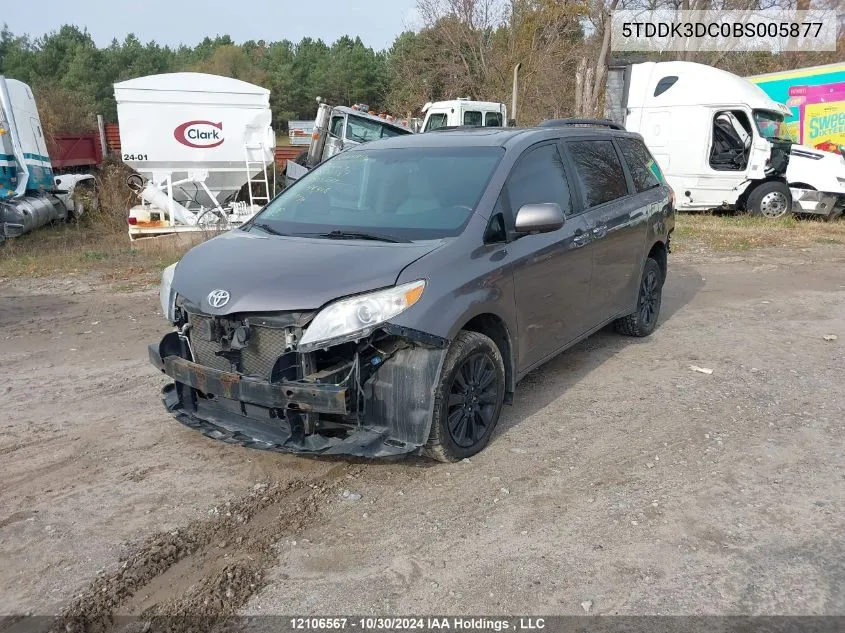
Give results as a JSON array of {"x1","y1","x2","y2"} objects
[{"x1": 4, "y1": 0, "x2": 420, "y2": 51}]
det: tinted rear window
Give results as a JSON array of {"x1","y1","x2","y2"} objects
[
  {"x1": 617, "y1": 137, "x2": 663, "y2": 192},
  {"x1": 566, "y1": 140, "x2": 628, "y2": 208}
]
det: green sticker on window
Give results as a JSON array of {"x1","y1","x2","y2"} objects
[{"x1": 647, "y1": 159, "x2": 665, "y2": 184}]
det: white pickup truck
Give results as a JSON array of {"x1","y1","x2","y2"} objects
[{"x1": 420, "y1": 99, "x2": 510, "y2": 132}]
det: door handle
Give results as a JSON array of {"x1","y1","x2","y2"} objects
[
  {"x1": 573, "y1": 233, "x2": 591, "y2": 247},
  {"x1": 592, "y1": 225, "x2": 608, "y2": 239}
]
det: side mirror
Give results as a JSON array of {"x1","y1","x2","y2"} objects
[{"x1": 514, "y1": 203, "x2": 564, "y2": 234}]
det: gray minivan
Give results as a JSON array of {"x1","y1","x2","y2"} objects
[{"x1": 150, "y1": 122, "x2": 675, "y2": 461}]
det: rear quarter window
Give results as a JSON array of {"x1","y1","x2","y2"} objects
[
  {"x1": 617, "y1": 137, "x2": 663, "y2": 192},
  {"x1": 566, "y1": 139, "x2": 628, "y2": 208}
]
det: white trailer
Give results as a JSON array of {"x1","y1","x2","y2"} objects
[
  {"x1": 114, "y1": 72, "x2": 276, "y2": 240},
  {"x1": 0, "y1": 76, "x2": 95, "y2": 244}
]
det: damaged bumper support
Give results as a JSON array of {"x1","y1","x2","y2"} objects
[
  {"x1": 790, "y1": 188, "x2": 844, "y2": 218},
  {"x1": 149, "y1": 331, "x2": 447, "y2": 458}
]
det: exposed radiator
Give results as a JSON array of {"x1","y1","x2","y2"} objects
[{"x1": 188, "y1": 313, "x2": 292, "y2": 379}]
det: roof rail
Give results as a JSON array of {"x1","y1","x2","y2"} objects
[
  {"x1": 537, "y1": 118, "x2": 625, "y2": 131},
  {"x1": 428, "y1": 125, "x2": 494, "y2": 132}
]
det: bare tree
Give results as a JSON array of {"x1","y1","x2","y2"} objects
[{"x1": 574, "y1": 0, "x2": 619, "y2": 117}]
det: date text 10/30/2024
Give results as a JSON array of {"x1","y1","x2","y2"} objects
[{"x1": 288, "y1": 618, "x2": 547, "y2": 631}]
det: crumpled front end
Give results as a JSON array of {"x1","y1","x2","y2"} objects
[{"x1": 149, "y1": 300, "x2": 448, "y2": 458}]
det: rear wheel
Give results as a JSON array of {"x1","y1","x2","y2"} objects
[
  {"x1": 615, "y1": 257, "x2": 663, "y2": 338},
  {"x1": 424, "y1": 331, "x2": 505, "y2": 462},
  {"x1": 746, "y1": 181, "x2": 791, "y2": 218}
]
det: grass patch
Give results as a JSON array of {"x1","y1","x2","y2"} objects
[
  {"x1": 674, "y1": 214, "x2": 845, "y2": 251},
  {"x1": 0, "y1": 223, "x2": 208, "y2": 284}
]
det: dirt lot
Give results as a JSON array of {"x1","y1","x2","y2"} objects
[{"x1": 1, "y1": 230, "x2": 844, "y2": 624}]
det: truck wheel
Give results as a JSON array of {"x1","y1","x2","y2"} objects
[
  {"x1": 424, "y1": 331, "x2": 505, "y2": 462},
  {"x1": 747, "y1": 181, "x2": 792, "y2": 218},
  {"x1": 615, "y1": 257, "x2": 663, "y2": 338}
]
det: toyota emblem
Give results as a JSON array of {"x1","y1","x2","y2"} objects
[{"x1": 207, "y1": 289, "x2": 231, "y2": 308}]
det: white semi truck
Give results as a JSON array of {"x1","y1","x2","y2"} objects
[
  {"x1": 0, "y1": 76, "x2": 95, "y2": 244},
  {"x1": 605, "y1": 61, "x2": 845, "y2": 218}
]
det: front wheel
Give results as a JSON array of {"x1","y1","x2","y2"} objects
[
  {"x1": 424, "y1": 331, "x2": 506, "y2": 462},
  {"x1": 615, "y1": 257, "x2": 664, "y2": 338},
  {"x1": 746, "y1": 181, "x2": 792, "y2": 218}
]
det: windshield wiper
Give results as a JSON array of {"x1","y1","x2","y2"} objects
[
  {"x1": 250, "y1": 222, "x2": 288, "y2": 236},
  {"x1": 295, "y1": 230, "x2": 410, "y2": 243}
]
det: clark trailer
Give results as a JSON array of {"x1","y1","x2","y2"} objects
[{"x1": 114, "y1": 73, "x2": 276, "y2": 240}]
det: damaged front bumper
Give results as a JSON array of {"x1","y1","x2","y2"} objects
[{"x1": 149, "y1": 326, "x2": 448, "y2": 458}]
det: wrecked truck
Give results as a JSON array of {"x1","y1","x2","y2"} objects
[{"x1": 150, "y1": 125, "x2": 673, "y2": 461}]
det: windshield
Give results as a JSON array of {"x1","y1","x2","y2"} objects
[
  {"x1": 753, "y1": 110, "x2": 788, "y2": 140},
  {"x1": 424, "y1": 113, "x2": 448, "y2": 132},
  {"x1": 251, "y1": 146, "x2": 504, "y2": 241},
  {"x1": 345, "y1": 115, "x2": 409, "y2": 143}
]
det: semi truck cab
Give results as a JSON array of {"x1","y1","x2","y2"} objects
[
  {"x1": 286, "y1": 100, "x2": 413, "y2": 186},
  {"x1": 606, "y1": 61, "x2": 845, "y2": 218},
  {"x1": 0, "y1": 76, "x2": 95, "y2": 242}
]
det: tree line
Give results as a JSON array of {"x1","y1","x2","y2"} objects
[{"x1": 1, "y1": 0, "x2": 841, "y2": 140}]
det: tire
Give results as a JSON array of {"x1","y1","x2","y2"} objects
[
  {"x1": 294, "y1": 151, "x2": 308, "y2": 166},
  {"x1": 746, "y1": 181, "x2": 792, "y2": 218},
  {"x1": 615, "y1": 257, "x2": 663, "y2": 338},
  {"x1": 424, "y1": 331, "x2": 506, "y2": 462}
]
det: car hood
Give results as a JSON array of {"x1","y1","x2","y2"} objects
[{"x1": 172, "y1": 229, "x2": 444, "y2": 315}]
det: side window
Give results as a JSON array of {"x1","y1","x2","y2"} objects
[
  {"x1": 424, "y1": 113, "x2": 448, "y2": 131},
  {"x1": 505, "y1": 143, "x2": 573, "y2": 219},
  {"x1": 617, "y1": 137, "x2": 662, "y2": 192},
  {"x1": 463, "y1": 110, "x2": 482, "y2": 126},
  {"x1": 654, "y1": 76, "x2": 678, "y2": 97},
  {"x1": 485, "y1": 112, "x2": 503, "y2": 127},
  {"x1": 566, "y1": 140, "x2": 628, "y2": 208},
  {"x1": 329, "y1": 116, "x2": 344, "y2": 137}
]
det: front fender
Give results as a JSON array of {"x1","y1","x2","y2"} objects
[{"x1": 52, "y1": 174, "x2": 96, "y2": 214}]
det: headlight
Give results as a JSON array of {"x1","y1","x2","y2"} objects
[
  {"x1": 159, "y1": 263, "x2": 178, "y2": 323},
  {"x1": 298, "y1": 280, "x2": 426, "y2": 350}
]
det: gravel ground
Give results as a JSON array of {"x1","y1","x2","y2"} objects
[{"x1": 1, "y1": 243, "x2": 843, "y2": 624}]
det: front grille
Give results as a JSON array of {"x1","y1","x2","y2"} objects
[{"x1": 187, "y1": 313, "x2": 292, "y2": 379}]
